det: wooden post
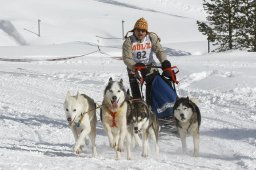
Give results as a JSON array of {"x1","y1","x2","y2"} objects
[
  {"x1": 38, "y1": 19, "x2": 41, "y2": 37},
  {"x1": 122, "y1": 20, "x2": 125, "y2": 40},
  {"x1": 208, "y1": 39, "x2": 210, "y2": 53}
]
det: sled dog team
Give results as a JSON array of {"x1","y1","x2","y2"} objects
[{"x1": 64, "y1": 78, "x2": 201, "y2": 159}]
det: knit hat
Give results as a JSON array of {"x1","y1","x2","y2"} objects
[{"x1": 133, "y1": 18, "x2": 148, "y2": 32}]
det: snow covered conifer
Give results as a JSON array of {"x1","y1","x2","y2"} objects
[{"x1": 197, "y1": 0, "x2": 240, "y2": 52}]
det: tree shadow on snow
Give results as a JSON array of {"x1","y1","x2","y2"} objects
[
  {"x1": 94, "y1": 0, "x2": 188, "y2": 19},
  {"x1": 199, "y1": 151, "x2": 255, "y2": 161},
  {"x1": 161, "y1": 146, "x2": 254, "y2": 162},
  {"x1": 0, "y1": 113, "x2": 68, "y2": 129},
  {"x1": 96, "y1": 122, "x2": 107, "y2": 136},
  {"x1": 0, "y1": 142, "x2": 76, "y2": 157}
]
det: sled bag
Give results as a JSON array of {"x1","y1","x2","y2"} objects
[{"x1": 151, "y1": 75, "x2": 178, "y2": 118}]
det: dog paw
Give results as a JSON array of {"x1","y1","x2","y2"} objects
[
  {"x1": 109, "y1": 143, "x2": 116, "y2": 148},
  {"x1": 116, "y1": 147, "x2": 124, "y2": 152},
  {"x1": 127, "y1": 156, "x2": 132, "y2": 160},
  {"x1": 115, "y1": 152, "x2": 121, "y2": 160},
  {"x1": 72, "y1": 145, "x2": 82, "y2": 154},
  {"x1": 92, "y1": 146, "x2": 98, "y2": 157},
  {"x1": 109, "y1": 141, "x2": 116, "y2": 148},
  {"x1": 117, "y1": 144, "x2": 124, "y2": 152},
  {"x1": 141, "y1": 153, "x2": 148, "y2": 157},
  {"x1": 80, "y1": 145, "x2": 84, "y2": 150}
]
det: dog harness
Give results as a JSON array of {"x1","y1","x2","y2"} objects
[
  {"x1": 69, "y1": 112, "x2": 94, "y2": 128},
  {"x1": 76, "y1": 113, "x2": 85, "y2": 127},
  {"x1": 110, "y1": 111, "x2": 117, "y2": 127},
  {"x1": 163, "y1": 66, "x2": 179, "y2": 84},
  {"x1": 177, "y1": 119, "x2": 194, "y2": 134}
]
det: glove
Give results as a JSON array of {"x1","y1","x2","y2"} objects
[
  {"x1": 161, "y1": 60, "x2": 172, "y2": 78},
  {"x1": 161, "y1": 60, "x2": 171, "y2": 70},
  {"x1": 162, "y1": 70, "x2": 172, "y2": 78},
  {"x1": 134, "y1": 63, "x2": 146, "y2": 71},
  {"x1": 134, "y1": 63, "x2": 148, "y2": 78}
]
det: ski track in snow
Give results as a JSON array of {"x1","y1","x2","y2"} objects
[{"x1": 0, "y1": 56, "x2": 256, "y2": 170}]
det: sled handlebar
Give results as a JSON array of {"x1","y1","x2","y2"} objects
[
  {"x1": 145, "y1": 65, "x2": 162, "y2": 68},
  {"x1": 144, "y1": 65, "x2": 179, "y2": 74}
]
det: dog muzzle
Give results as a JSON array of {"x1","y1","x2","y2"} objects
[
  {"x1": 67, "y1": 117, "x2": 74, "y2": 126},
  {"x1": 134, "y1": 127, "x2": 141, "y2": 134},
  {"x1": 111, "y1": 99, "x2": 119, "y2": 108}
]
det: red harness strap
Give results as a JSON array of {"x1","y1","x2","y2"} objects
[
  {"x1": 163, "y1": 66, "x2": 179, "y2": 84},
  {"x1": 134, "y1": 66, "x2": 146, "y2": 71},
  {"x1": 110, "y1": 111, "x2": 117, "y2": 127}
]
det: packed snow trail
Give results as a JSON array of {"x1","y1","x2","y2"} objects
[{"x1": 0, "y1": 52, "x2": 255, "y2": 169}]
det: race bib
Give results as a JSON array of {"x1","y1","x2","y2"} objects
[{"x1": 131, "y1": 35, "x2": 154, "y2": 64}]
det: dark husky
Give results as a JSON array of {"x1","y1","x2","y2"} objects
[
  {"x1": 173, "y1": 97, "x2": 201, "y2": 157},
  {"x1": 127, "y1": 92, "x2": 160, "y2": 158}
]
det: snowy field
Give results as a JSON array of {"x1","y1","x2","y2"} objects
[{"x1": 0, "y1": 0, "x2": 256, "y2": 170}]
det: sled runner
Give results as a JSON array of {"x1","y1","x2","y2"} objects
[{"x1": 134, "y1": 65, "x2": 179, "y2": 132}]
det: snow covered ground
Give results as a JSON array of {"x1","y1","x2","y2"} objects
[{"x1": 0, "y1": 0, "x2": 256, "y2": 169}]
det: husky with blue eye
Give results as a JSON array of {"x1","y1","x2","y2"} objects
[
  {"x1": 64, "y1": 91, "x2": 97, "y2": 157},
  {"x1": 173, "y1": 97, "x2": 201, "y2": 157}
]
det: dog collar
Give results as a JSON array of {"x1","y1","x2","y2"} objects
[
  {"x1": 69, "y1": 112, "x2": 85, "y2": 127},
  {"x1": 75, "y1": 122, "x2": 80, "y2": 127},
  {"x1": 77, "y1": 112, "x2": 87, "y2": 127},
  {"x1": 177, "y1": 119, "x2": 194, "y2": 133}
]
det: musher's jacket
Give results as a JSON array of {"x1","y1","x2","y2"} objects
[{"x1": 122, "y1": 32, "x2": 167, "y2": 72}]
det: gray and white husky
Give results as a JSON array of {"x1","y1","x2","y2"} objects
[
  {"x1": 173, "y1": 97, "x2": 201, "y2": 157},
  {"x1": 127, "y1": 97, "x2": 160, "y2": 158},
  {"x1": 101, "y1": 78, "x2": 133, "y2": 160},
  {"x1": 64, "y1": 91, "x2": 97, "y2": 157}
]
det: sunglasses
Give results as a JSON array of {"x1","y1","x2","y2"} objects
[{"x1": 136, "y1": 29, "x2": 147, "y2": 33}]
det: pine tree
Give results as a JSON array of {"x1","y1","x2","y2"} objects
[
  {"x1": 235, "y1": 0, "x2": 256, "y2": 51},
  {"x1": 248, "y1": 1, "x2": 256, "y2": 51},
  {"x1": 236, "y1": 0, "x2": 250, "y2": 50},
  {"x1": 197, "y1": 0, "x2": 240, "y2": 52}
]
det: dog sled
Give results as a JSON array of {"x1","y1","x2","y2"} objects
[{"x1": 135, "y1": 64, "x2": 179, "y2": 133}]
